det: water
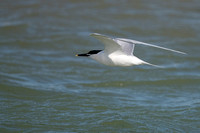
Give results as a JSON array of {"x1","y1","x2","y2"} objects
[{"x1": 0, "y1": 0, "x2": 200, "y2": 132}]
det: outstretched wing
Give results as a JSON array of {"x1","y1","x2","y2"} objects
[
  {"x1": 91, "y1": 33, "x2": 186, "y2": 55},
  {"x1": 117, "y1": 38, "x2": 187, "y2": 55},
  {"x1": 90, "y1": 33, "x2": 121, "y2": 54},
  {"x1": 114, "y1": 39, "x2": 135, "y2": 55},
  {"x1": 90, "y1": 33, "x2": 134, "y2": 55}
]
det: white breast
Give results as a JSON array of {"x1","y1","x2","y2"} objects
[
  {"x1": 90, "y1": 51, "x2": 115, "y2": 66},
  {"x1": 109, "y1": 53, "x2": 144, "y2": 66},
  {"x1": 90, "y1": 51, "x2": 144, "y2": 66}
]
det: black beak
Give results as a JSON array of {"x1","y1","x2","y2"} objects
[{"x1": 76, "y1": 53, "x2": 89, "y2": 57}]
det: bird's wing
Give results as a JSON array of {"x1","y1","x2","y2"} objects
[
  {"x1": 90, "y1": 33, "x2": 134, "y2": 55},
  {"x1": 90, "y1": 33, "x2": 120, "y2": 53},
  {"x1": 117, "y1": 38, "x2": 187, "y2": 55},
  {"x1": 114, "y1": 39, "x2": 135, "y2": 55}
]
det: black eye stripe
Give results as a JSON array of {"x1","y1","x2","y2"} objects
[{"x1": 88, "y1": 50, "x2": 102, "y2": 55}]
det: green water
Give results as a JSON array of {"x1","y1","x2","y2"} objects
[{"x1": 0, "y1": 0, "x2": 200, "y2": 132}]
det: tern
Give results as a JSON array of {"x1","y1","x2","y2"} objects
[{"x1": 76, "y1": 33, "x2": 186, "y2": 67}]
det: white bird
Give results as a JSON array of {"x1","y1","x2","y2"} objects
[{"x1": 76, "y1": 33, "x2": 186, "y2": 67}]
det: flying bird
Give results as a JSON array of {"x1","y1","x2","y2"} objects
[{"x1": 76, "y1": 33, "x2": 186, "y2": 67}]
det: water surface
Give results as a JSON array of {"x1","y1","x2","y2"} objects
[{"x1": 0, "y1": 0, "x2": 200, "y2": 132}]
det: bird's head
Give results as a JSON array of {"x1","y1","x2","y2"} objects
[{"x1": 76, "y1": 50, "x2": 102, "y2": 57}]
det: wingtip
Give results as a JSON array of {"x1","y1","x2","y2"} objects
[
  {"x1": 182, "y1": 52, "x2": 188, "y2": 55},
  {"x1": 90, "y1": 33, "x2": 100, "y2": 36},
  {"x1": 90, "y1": 33, "x2": 110, "y2": 38},
  {"x1": 176, "y1": 51, "x2": 187, "y2": 55}
]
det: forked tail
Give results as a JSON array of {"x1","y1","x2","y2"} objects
[{"x1": 143, "y1": 61, "x2": 163, "y2": 68}]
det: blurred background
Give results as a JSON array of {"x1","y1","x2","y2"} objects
[{"x1": 0, "y1": 0, "x2": 200, "y2": 132}]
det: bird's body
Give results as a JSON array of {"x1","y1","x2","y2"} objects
[
  {"x1": 76, "y1": 33, "x2": 186, "y2": 67},
  {"x1": 90, "y1": 51, "x2": 144, "y2": 66}
]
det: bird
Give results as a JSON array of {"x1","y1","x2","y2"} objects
[{"x1": 76, "y1": 33, "x2": 186, "y2": 67}]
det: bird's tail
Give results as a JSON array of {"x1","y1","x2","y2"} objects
[{"x1": 143, "y1": 61, "x2": 163, "y2": 68}]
